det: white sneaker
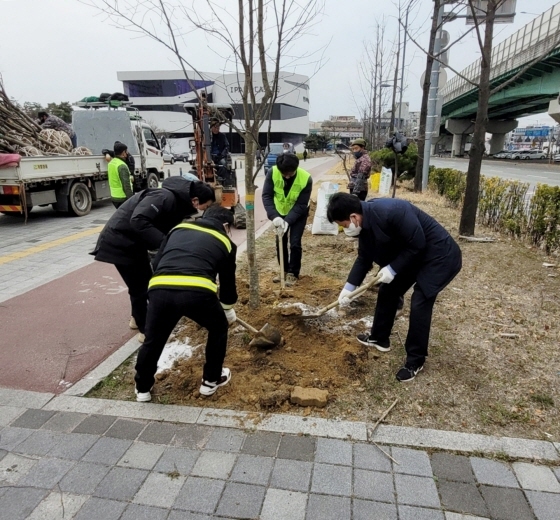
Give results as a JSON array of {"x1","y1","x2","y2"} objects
[
  {"x1": 135, "y1": 388, "x2": 152, "y2": 402},
  {"x1": 199, "y1": 368, "x2": 231, "y2": 396},
  {"x1": 129, "y1": 316, "x2": 138, "y2": 329},
  {"x1": 137, "y1": 333, "x2": 145, "y2": 343}
]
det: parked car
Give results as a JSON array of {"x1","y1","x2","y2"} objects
[
  {"x1": 162, "y1": 151, "x2": 175, "y2": 164},
  {"x1": 517, "y1": 150, "x2": 546, "y2": 160},
  {"x1": 493, "y1": 151, "x2": 509, "y2": 159},
  {"x1": 553, "y1": 154, "x2": 560, "y2": 163},
  {"x1": 173, "y1": 152, "x2": 190, "y2": 163}
]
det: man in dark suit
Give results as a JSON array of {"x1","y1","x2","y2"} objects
[{"x1": 327, "y1": 193, "x2": 462, "y2": 382}]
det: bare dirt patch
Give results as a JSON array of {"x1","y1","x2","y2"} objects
[{"x1": 89, "y1": 179, "x2": 560, "y2": 441}]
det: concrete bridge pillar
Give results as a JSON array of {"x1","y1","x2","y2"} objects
[
  {"x1": 445, "y1": 119, "x2": 474, "y2": 157},
  {"x1": 452, "y1": 133, "x2": 463, "y2": 157},
  {"x1": 488, "y1": 133, "x2": 507, "y2": 155},
  {"x1": 549, "y1": 98, "x2": 560, "y2": 124},
  {"x1": 486, "y1": 120, "x2": 518, "y2": 155}
]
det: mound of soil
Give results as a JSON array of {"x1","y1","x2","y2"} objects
[{"x1": 90, "y1": 179, "x2": 560, "y2": 440}]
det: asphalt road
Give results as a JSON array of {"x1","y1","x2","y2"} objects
[{"x1": 431, "y1": 157, "x2": 560, "y2": 192}]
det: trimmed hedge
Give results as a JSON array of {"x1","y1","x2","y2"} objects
[{"x1": 428, "y1": 167, "x2": 560, "y2": 252}]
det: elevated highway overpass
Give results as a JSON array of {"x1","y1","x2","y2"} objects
[{"x1": 440, "y1": 3, "x2": 560, "y2": 155}]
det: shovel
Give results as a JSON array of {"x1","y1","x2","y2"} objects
[
  {"x1": 236, "y1": 317, "x2": 283, "y2": 349},
  {"x1": 297, "y1": 273, "x2": 382, "y2": 320}
]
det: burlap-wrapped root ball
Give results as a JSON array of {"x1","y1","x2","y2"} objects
[
  {"x1": 39, "y1": 129, "x2": 73, "y2": 152},
  {"x1": 72, "y1": 146, "x2": 92, "y2": 156}
]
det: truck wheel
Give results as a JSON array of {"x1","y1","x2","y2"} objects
[
  {"x1": 147, "y1": 172, "x2": 160, "y2": 188},
  {"x1": 170, "y1": 158, "x2": 175, "y2": 164},
  {"x1": 69, "y1": 182, "x2": 92, "y2": 216}
]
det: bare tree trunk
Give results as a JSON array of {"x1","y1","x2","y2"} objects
[
  {"x1": 243, "y1": 136, "x2": 259, "y2": 308},
  {"x1": 459, "y1": 2, "x2": 496, "y2": 236},
  {"x1": 414, "y1": 0, "x2": 440, "y2": 192}
]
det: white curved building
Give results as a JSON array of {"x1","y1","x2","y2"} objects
[{"x1": 117, "y1": 70, "x2": 310, "y2": 153}]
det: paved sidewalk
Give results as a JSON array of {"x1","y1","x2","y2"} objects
[{"x1": 0, "y1": 399, "x2": 559, "y2": 520}]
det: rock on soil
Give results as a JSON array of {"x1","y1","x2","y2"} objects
[{"x1": 290, "y1": 386, "x2": 329, "y2": 408}]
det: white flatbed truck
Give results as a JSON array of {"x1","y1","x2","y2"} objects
[{"x1": 0, "y1": 104, "x2": 165, "y2": 217}]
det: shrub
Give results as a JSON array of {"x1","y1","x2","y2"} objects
[
  {"x1": 428, "y1": 167, "x2": 466, "y2": 206},
  {"x1": 370, "y1": 142, "x2": 418, "y2": 177},
  {"x1": 528, "y1": 184, "x2": 560, "y2": 252}
]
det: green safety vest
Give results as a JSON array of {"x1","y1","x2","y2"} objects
[
  {"x1": 272, "y1": 166, "x2": 310, "y2": 216},
  {"x1": 108, "y1": 157, "x2": 132, "y2": 199}
]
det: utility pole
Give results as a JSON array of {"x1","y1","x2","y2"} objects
[
  {"x1": 397, "y1": 3, "x2": 410, "y2": 132},
  {"x1": 414, "y1": 0, "x2": 441, "y2": 192},
  {"x1": 389, "y1": 7, "x2": 401, "y2": 136},
  {"x1": 421, "y1": 1, "x2": 445, "y2": 191}
]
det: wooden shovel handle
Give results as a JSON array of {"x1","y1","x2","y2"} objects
[
  {"x1": 235, "y1": 317, "x2": 259, "y2": 335},
  {"x1": 315, "y1": 273, "x2": 383, "y2": 315}
]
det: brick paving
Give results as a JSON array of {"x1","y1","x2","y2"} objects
[{"x1": 0, "y1": 409, "x2": 559, "y2": 519}]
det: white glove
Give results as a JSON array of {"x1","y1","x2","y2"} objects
[
  {"x1": 377, "y1": 266, "x2": 395, "y2": 284},
  {"x1": 273, "y1": 217, "x2": 288, "y2": 236},
  {"x1": 273, "y1": 216, "x2": 284, "y2": 229},
  {"x1": 338, "y1": 283, "x2": 356, "y2": 306},
  {"x1": 224, "y1": 308, "x2": 237, "y2": 324}
]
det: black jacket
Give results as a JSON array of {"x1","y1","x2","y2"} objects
[
  {"x1": 151, "y1": 218, "x2": 238, "y2": 306},
  {"x1": 211, "y1": 132, "x2": 229, "y2": 160},
  {"x1": 262, "y1": 171, "x2": 312, "y2": 226},
  {"x1": 91, "y1": 177, "x2": 198, "y2": 265},
  {"x1": 348, "y1": 199, "x2": 462, "y2": 298}
]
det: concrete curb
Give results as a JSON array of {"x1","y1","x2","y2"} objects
[{"x1": 38, "y1": 392, "x2": 560, "y2": 460}]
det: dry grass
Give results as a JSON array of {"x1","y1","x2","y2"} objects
[{"x1": 89, "y1": 178, "x2": 560, "y2": 442}]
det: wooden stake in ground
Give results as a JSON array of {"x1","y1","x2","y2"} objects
[
  {"x1": 371, "y1": 398, "x2": 399, "y2": 433},
  {"x1": 369, "y1": 398, "x2": 399, "y2": 465}
]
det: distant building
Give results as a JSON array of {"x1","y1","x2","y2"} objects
[
  {"x1": 506, "y1": 125, "x2": 554, "y2": 150},
  {"x1": 117, "y1": 70, "x2": 309, "y2": 153},
  {"x1": 408, "y1": 111, "x2": 421, "y2": 137},
  {"x1": 319, "y1": 116, "x2": 363, "y2": 145}
]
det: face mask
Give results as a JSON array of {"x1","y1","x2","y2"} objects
[
  {"x1": 344, "y1": 221, "x2": 362, "y2": 237},
  {"x1": 353, "y1": 151, "x2": 363, "y2": 159}
]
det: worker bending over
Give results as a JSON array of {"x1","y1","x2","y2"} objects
[
  {"x1": 327, "y1": 193, "x2": 462, "y2": 382},
  {"x1": 91, "y1": 177, "x2": 215, "y2": 340},
  {"x1": 134, "y1": 204, "x2": 238, "y2": 401},
  {"x1": 262, "y1": 153, "x2": 312, "y2": 286}
]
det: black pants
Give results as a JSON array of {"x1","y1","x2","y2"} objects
[
  {"x1": 357, "y1": 190, "x2": 368, "y2": 201},
  {"x1": 275, "y1": 213, "x2": 307, "y2": 278},
  {"x1": 370, "y1": 269, "x2": 437, "y2": 367},
  {"x1": 135, "y1": 289, "x2": 228, "y2": 392},
  {"x1": 112, "y1": 199, "x2": 126, "y2": 209},
  {"x1": 115, "y1": 257, "x2": 152, "y2": 333}
]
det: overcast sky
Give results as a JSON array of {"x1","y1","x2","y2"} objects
[{"x1": 0, "y1": 0, "x2": 558, "y2": 126}]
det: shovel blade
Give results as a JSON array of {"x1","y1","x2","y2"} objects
[
  {"x1": 259, "y1": 323, "x2": 282, "y2": 346},
  {"x1": 249, "y1": 336, "x2": 275, "y2": 348}
]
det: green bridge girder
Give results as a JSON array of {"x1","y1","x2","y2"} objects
[{"x1": 441, "y1": 47, "x2": 560, "y2": 123}]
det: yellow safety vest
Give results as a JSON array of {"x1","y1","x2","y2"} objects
[
  {"x1": 148, "y1": 223, "x2": 232, "y2": 292},
  {"x1": 108, "y1": 157, "x2": 132, "y2": 199},
  {"x1": 272, "y1": 166, "x2": 310, "y2": 216}
]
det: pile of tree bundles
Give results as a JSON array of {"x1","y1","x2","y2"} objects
[{"x1": 0, "y1": 80, "x2": 90, "y2": 157}]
